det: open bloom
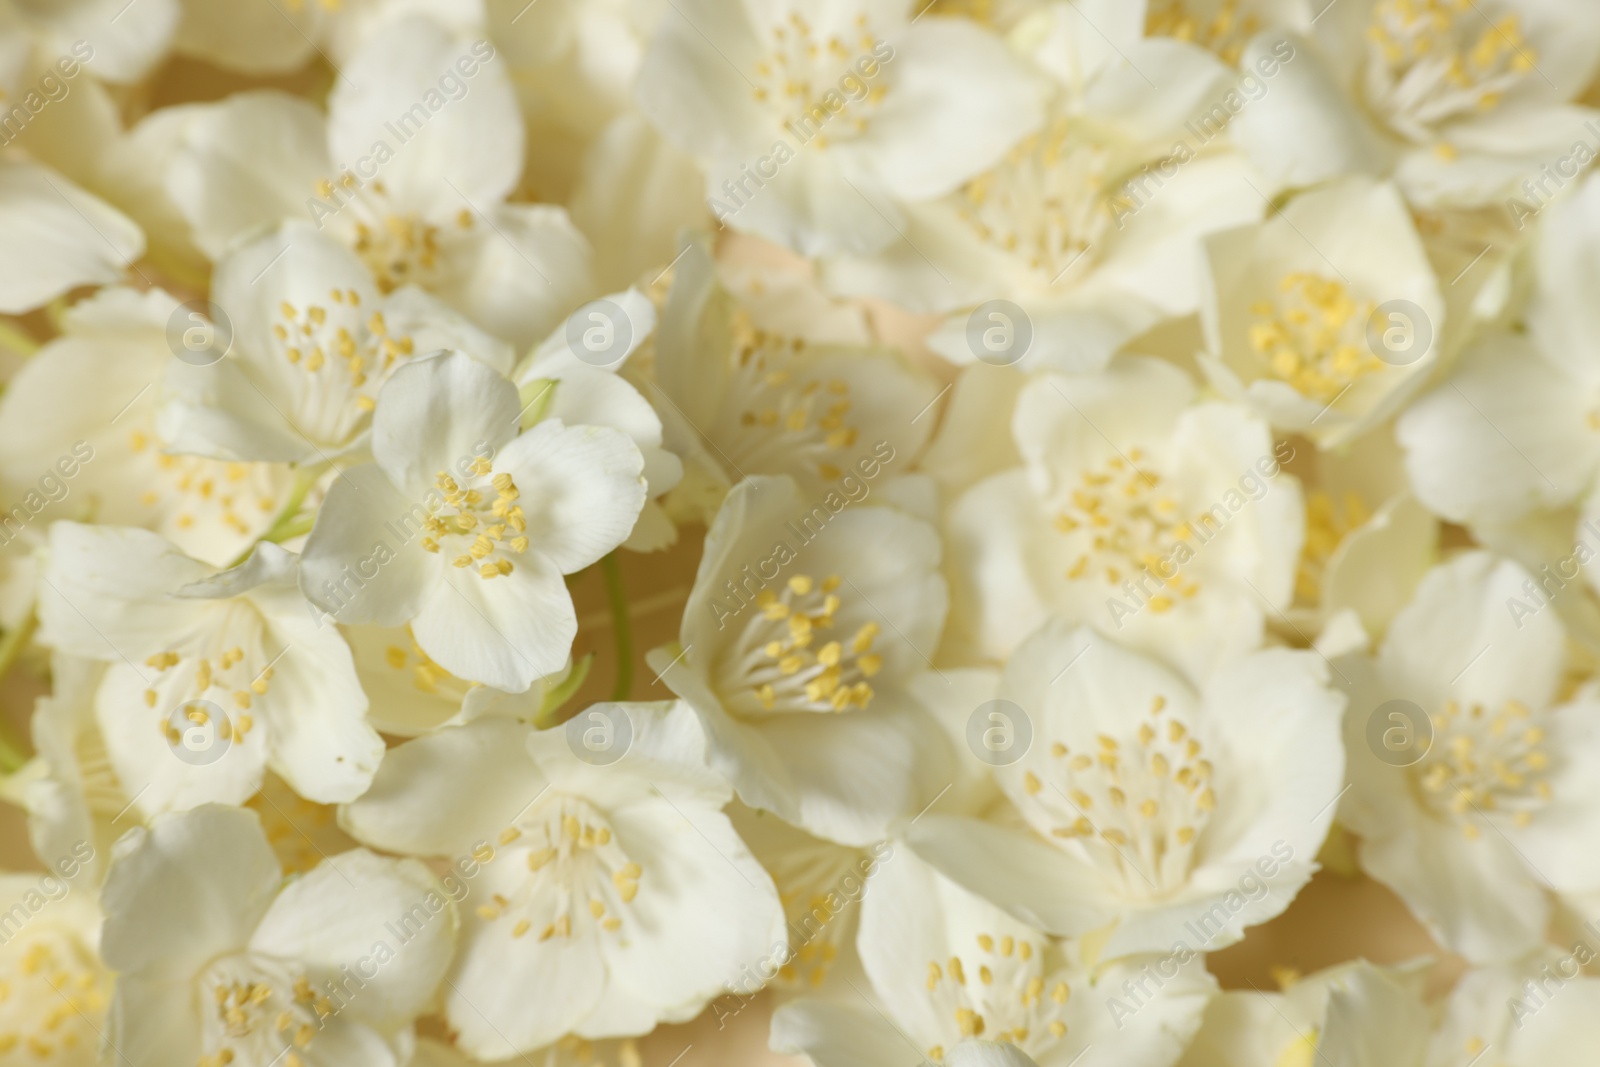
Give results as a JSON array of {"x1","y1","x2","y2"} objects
[
  {"x1": 1339, "y1": 552, "x2": 1600, "y2": 962},
  {"x1": 38, "y1": 523, "x2": 382, "y2": 815},
  {"x1": 651, "y1": 240, "x2": 940, "y2": 521},
  {"x1": 0, "y1": 287, "x2": 292, "y2": 566},
  {"x1": 945, "y1": 358, "x2": 1303, "y2": 680},
  {"x1": 635, "y1": 0, "x2": 1046, "y2": 256},
  {"x1": 157, "y1": 220, "x2": 519, "y2": 464},
  {"x1": 340, "y1": 702, "x2": 786, "y2": 1058},
  {"x1": 1229, "y1": 0, "x2": 1600, "y2": 209},
  {"x1": 1199, "y1": 176, "x2": 1445, "y2": 447},
  {"x1": 906, "y1": 621, "x2": 1344, "y2": 958},
  {"x1": 772, "y1": 847, "x2": 1213, "y2": 1067},
  {"x1": 828, "y1": 5, "x2": 1265, "y2": 373},
  {"x1": 165, "y1": 15, "x2": 592, "y2": 349},
  {"x1": 299, "y1": 349, "x2": 646, "y2": 691},
  {"x1": 100, "y1": 804, "x2": 455, "y2": 1067},
  {"x1": 649, "y1": 474, "x2": 952, "y2": 846}
]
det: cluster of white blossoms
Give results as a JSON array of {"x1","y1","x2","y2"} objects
[{"x1": 3, "y1": 0, "x2": 1600, "y2": 1065}]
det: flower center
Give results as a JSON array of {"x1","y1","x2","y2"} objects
[
  {"x1": 478, "y1": 798, "x2": 641, "y2": 942},
  {"x1": 272, "y1": 289, "x2": 415, "y2": 447},
  {"x1": 1364, "y1": 0, "x2": 1537, "y2": 142},
  {"x1": 0, "y1": 931, "x2": 107, "y2": 1061},
  {"x1": 723, "y1": 316, "x2": 861, "y2": 482},
  {"x1": 1016, "y1": 696, "x2": 1215, "y2": 899},
  {"x1": 1249, "y1": 273, "x2": 1384, "y2": 402},
  {"x1": 957, "y1": 118, "x2": 1116, "y2": 286},
  {"x1": 1145, "y1": 0, "x2": 1262, "y2": 65},
  {"x1": 316, "y1": 176, "x2": 476, "y2": 294},
  {"x1": 145, "y1": 606, "x2": 275, "y2": 742},
  {"x1": 1055, "y1": 451, "x2": 1200, "y2": 611},
  {"x1": 1412, "y1": 698, "x2": 1551, "y2": 838},
  {"x1": 196, "y1": 955, "x2": 326, "y2": 1067},
  {"x1": 717, "y1": 574, "x2": 883, "y2": 716},
  {"x1": 383, "y1": 629, "x2": 471, "y2": 698},
  {"x1": 127, "y1": 434, "x2": 279, "y2": 541},
  {"x1": 768, "y1": 843, "x2": 867, "y2": 988},
  {"x1": 749, "y1": 12, "x2": 890, "y2": 148},
  {"x1": 922, "y1": 932, "x2": 1070, "y2": 1060},
  {"x1": 421, "y1": 460, "x2": 529, "y2": 581},
  {"x1": 1296, "y1": 490, "x2": 1369, "y2": 603}
]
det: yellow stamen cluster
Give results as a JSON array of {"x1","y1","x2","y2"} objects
[
  {"x1": 147, "y1": 635, "x2": 271, "y2": 741},
  {"x1": 275, "y1": 289, "x2": 414, "y2": 415},
  {"x1": 1366, "y1": 0, "x2": 1537, "y2": 138},
  {"x1": 729, "y1": 313, "x2": 859, "y2": 482},
  {"x1": 383, "y1": 631, "x2": 466, "y2": 696},
  {"x1": 750, "y1": 12, "x2": 888, "y2": 147},
  {"x1": 923, "y1": 931, "x2": 1069, "y2": 1060},
  {"x1": 738, "y1": 574, "x2": 882, "y2": 714},
  {"x1": 1415, "y1": 698, "x2": 1551, "y2": 839},
  {"x1": 958, "y1": 117, "x2": 1114, "y2": 284},
  {"x1": 1028, "y1": 696, "x2": 1214, "y2": 897},
  {"x1": 1055, "y1": 449, "x2": 1199, "y2": 609},
  {"x1": 0, "y1": 933, "x2": 106, "y2": 1061},
  {"x1": 197, "y1": 967, "x2": 329, "y2": 1067},
  {"x1": 130, "y1": 438, "x2": 278, "y2": 540},
  {"x1": 1146, "y1": 0, "x2": 1262, "y2": 65},
  {"x1": 479, "y1": 800, "x2": 640, "y2": 942},
  {"x1": 419, "y1": 458, "x2": 529, "y2": 580},
  {"x1": 1296, "y1": 490, "x2": 1370, "y2": 603},
  {"x1": 1249, "y1": 273, "x2": 1384, "y2": 402}
]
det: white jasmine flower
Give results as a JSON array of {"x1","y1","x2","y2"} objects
[
  {"x1": 166, "y1": 15, "x2": 592, "y2": 349},
  {"x1": 946, "y1": 359, "x2": 1303, "y2": 679},
  {"x1": 1338, "y1": 552, "x2": 1600, "y2": 962},
  {"x1": 156, "y1": 220, "x2": 512, "y2": 464},
  {"x1": 100, "y1": 804, "x2": 455, "y2": 1067},
  {"x1": 0, "y1": 287, "x2": 294, "y2": 566},
  {"x1": 340, "y1": 702, "x2": 786, "y2": 1058},
  {"x1": 299, "y1": 349, "x2": 646, "y2": 691},
  {"x1": 652, "y1": 241, "x2": 940, "y2": 522},
  {"x1": 38, "y1": 523, "x2": 382, "y2": 815},
  {"x1": 772, "y1": 847, "x2": 1213, "y2": 1067},
  {"x1": 0, "y1": 866, "x2": 108, "y2": 1065},
  {"x1": 906, "y1": 621, "x2": 1344, "y2": 958},
  {"x1": 1199, "y1": 176, "x2": 1445, "y2": 447},
  {"x1": 0, "y1": 160, "x2": 143, "y2": 314},
  {"x1": 828, "y1": 6, "x2": 1264, "y2": 373},
  {"x1": 1229, "y1": 0, "x2": 1600, "y2": 208},
  {"x1": 511, "y1": 287, "x2": 684, "y2": 552},
  {"x1": 635, "y1": 0, "x2": 1046, "y2": 256},
  {"x1": 1175, "y1": 961, "x2": 1431, "y2": 1067},
  {"x1": 649, "y1": 474, "x2": 951, "y2": 846}
]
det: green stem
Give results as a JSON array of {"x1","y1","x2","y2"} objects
[
  {"x1": 0, "y1": 611, "x2": 37, "y2": 685},
  {"x1": 0, "y1": 613, "x2": 38, "y2": 773},
  {"x1": 0, "y1": 319, "x2": 39, "y2": 359},
  {"x1": 601, "y1": 553, "x2": 633, "y2": 702},
  {"x1": 228, "y1": 465, "x2": 322, "y2": 567}
]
